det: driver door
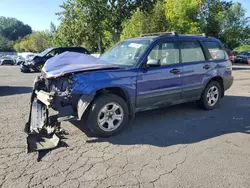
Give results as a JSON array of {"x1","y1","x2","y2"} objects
[{"x1": 136, "y1": 40, "x2": 183, "y2": 109}]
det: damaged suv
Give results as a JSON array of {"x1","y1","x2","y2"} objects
[
  {"x1": 26, "y1": 32, "x2": 233, "y2": 151},
  {"x1": 20, "y1": 47, "x2": 89, "y2": 73}
]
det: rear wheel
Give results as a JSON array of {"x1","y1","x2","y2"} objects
[
  {"x1": 86, "y1": 93, "x2": 129, "y2": 137},
  {"x1": 199, "y1": 81, "x2": 222, "y2": 110}
]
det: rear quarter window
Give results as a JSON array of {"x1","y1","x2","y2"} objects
[{"x1": 203, "y1": 41, "x2": 225, "y2": 60}]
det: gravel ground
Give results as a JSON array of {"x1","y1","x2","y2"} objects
[{"x1": 0, "y1": 65, "x2": 250, "y2": 188}]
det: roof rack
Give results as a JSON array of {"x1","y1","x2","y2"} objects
[
  {"x1": 179, "y1": 33, "x2": 208, "y2": 37},
  {"x1": 140, "y1": 32, "x2": 208, "y2": 38},
  {"x1": 140, "y1": 31, "x2": 178, "y2": 37}
]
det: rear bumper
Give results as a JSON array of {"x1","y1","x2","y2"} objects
[{"x1": 223, "y1": 76, "x2": 234, "y2": 91}]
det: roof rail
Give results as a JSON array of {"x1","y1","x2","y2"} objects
[
  {"x1": 179, "y1": 33, "x2": 208, "y2": 37},
  {"x1": 140, "y1": 31, "x2": 178, "y2": 37}
]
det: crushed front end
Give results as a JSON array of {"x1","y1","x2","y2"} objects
[{"x1": 25, "y1": 74, "x2": 78, "y2": 152}]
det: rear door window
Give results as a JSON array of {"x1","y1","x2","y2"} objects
[
  {"x1": 203, "y1": 41, "x2": 225, "y2": 60},
  {"x1": 180, "y1": 41, "x2": 205, "y2": 63}
]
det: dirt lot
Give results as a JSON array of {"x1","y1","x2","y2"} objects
[{"x1": 0, "y1": 65, "x2": 250, "y2": 188}]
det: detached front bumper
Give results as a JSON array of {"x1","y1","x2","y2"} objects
[
  {"x1": 27, "y1": 88, "x2": 77, "y2": 129},
  {"x1": 25, "y1": 85, "x2": 75, "y2": 152},
  {"x1": 25, "y1": 75, "x2": 94, "y2": 152},
  {"x1": 25, "y1": 92, "x2": 61, "y2": 153}
]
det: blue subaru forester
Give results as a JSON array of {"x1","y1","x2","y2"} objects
[{"x1": 26, "y1": 32, "x2": 233, "y2": 149}]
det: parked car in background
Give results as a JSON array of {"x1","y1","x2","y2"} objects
[
  {"x1": 235, "y1": 51, "x2": 250, "y2": 64},
  {"x1": 18, "y1": 52, "x2": 38, "y2": 61},
  {"x1": 231, "y1": 51, "x2": 238, "y2": 63},
  {"x1": 0, "y1": 56, "x2": 15, "y2": 65},
  {"x1": 15, "y1": 56, "x2": 26, "y2": 65},
  {"x1": 20, "y1": 47, "x2": 90, "y2": 72},
  {"x1": 26, "y1": 31, "x2": 233, "y2": 151}
]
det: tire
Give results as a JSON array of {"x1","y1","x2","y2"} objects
[
  {"x1": 22, "y1": 69, "x2": 30, "y2": 73},
  {"x1": 35, "y1": 64, "x2": 43, "y2": 72},
  {"x1": 86, "y1": 93, "x2": 129, "y2": 137},
  {"x1": 199, "y1": 81, "x2": 222, "y2": 110}
]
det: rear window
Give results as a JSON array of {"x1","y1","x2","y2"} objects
[
  {"x1": 63, "y1": 48, "x2": 89, "y2": 54},
  {"x1": 73, "y1": 48, "x2": 89, "y2": 54},
  {"x1": 204, "y1": 41, "x2": 225, "y2": 60},
  {"x1": 180, "y1": 41, "x2": 205, "y2": 63}
]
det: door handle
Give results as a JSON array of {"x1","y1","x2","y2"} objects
[
  {"x1": 203, "y1": 64, "x2": 210, "y2": 70},
  {"x1": 170, "y1": 68, "x2": 180, "y2": 74}
]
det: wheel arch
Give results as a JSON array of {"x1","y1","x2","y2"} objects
[
  {"x1": 95, "y1": 87, "x2": 135, "y2": 119},
  {"x1": 77, "y1": 86, "x2": 135, "y2": 121}
]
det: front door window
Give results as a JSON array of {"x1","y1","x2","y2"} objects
[{"x1": 147, "y1": 41, "x2": 180, "y2": 66}]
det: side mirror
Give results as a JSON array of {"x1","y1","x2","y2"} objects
[{"x1": 147, "y1": 59, "x2": 161, "y2": 67}]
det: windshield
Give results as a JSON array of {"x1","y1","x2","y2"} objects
[
  {"x1": 99, "y1": 40, "x2": 150, "y2": 66},
  {"x1": 38, "y1": 48, "x2": 54, "y2": 57}
]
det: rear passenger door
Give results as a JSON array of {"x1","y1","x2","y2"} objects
[{"x1": 180, "y1": 40, "x2": 208, "y2": 99}]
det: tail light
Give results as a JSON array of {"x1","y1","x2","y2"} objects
[
  {"x1": 226, "y1": 51, "x2": 233, "y2": 75},
  {"x1": 247, "y1": 59, "x2": 250, "y2": 66},
  {"x1": 227, "y1": 51, "x2": 233, "y2": 63},
  {"x1": 230, "y1": 60, "x2": 232, "y2": 75}
]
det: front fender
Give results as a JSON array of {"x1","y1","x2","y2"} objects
[
  {"x1": 71, "y1": 70, "x2": 137, "y2": 97},
  {"x1": 72, "y1": 70, "x2": 137, "y2": 120}
]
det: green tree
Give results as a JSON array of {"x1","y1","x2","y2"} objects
[
  {"x1": 0, "y1": 35, "x2": 10, "y2": 51},
  {"x1": 121, "y1": 1, "x2": 167, "y2": 39},
  {"x1": 53, "y1": 0, "x2": 87, "y2": 47},
  {"x1": 234, "y1": 45, "x2": 250, "y2": 52},
  {"x1": 50, "y1": 22, "x2": 57, "y2": 34},
  {"x1": 0, "y1": 16, "x2": 32, "y2": 41},
  {"x1": 105, "y1": 0, "x2": 157, "y2": 42},
  {"x1": 53, "y1": 0, "x2": 158, "y2": 53},
  {"x1": 198, "y1": 0, "x2": 232, "y2": 37},
  {"x1": 121, "y1": 10, "x2": 148, "y2": 40},
  {"x1": 165, "y1": 0, "x2": 202, "y2": 33},
  {"x1": 219, "y1": 2, "x2": 250, "y2": 49},
  {"x1": 14, "y1": 31, "x2": 52, "y2": 52}
]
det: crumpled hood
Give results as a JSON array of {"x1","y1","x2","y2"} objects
[{"x1": 42, "y1": 52, "x2": 120, "y2": 78}]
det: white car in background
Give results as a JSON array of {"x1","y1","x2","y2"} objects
[
  {"x1": 18, "y1": 52, "x2": 38, "y2": 61},
  {"x1": 0, "y1": 56, "x2": 15, "y2": 65}
]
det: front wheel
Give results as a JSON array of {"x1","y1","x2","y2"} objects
[
  {"x1": 34, "y1": 64, "x2": 43, "y2": 72},
  {"x1": 86, "y1": 93, "x2": 129, "y2": 137},
  {"x1": 199, "y1": 81, "x2": 222, "y2": 110}
]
